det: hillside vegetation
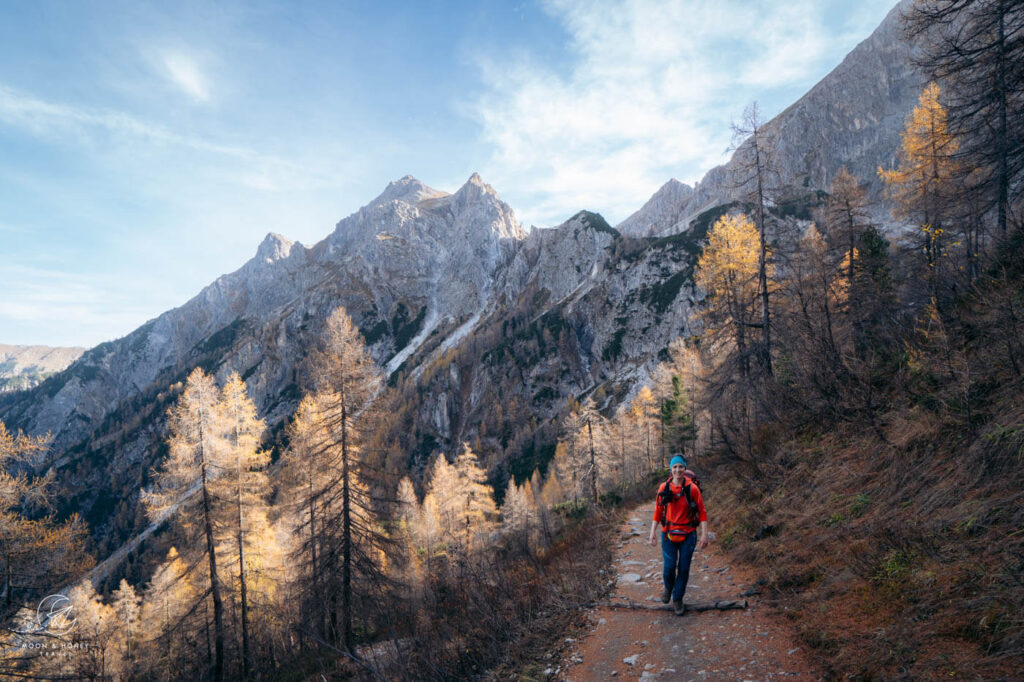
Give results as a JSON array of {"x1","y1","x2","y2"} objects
[{"x1": 693, "y1": 2, "x2": 1024, "y2": 676}]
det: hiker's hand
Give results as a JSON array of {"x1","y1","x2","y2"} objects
[
  {"x1": 648, "y1": 533, "x2": 656, "y2": 546},
  {"x1": 698, "y1": 534, "x2": 709, "y2": 549}
]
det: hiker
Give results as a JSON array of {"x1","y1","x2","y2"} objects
[{"x1": 648, "y1": 454, "x2": 708, "y2": 615}]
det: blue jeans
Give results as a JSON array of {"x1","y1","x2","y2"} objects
[{"x1": 661, "y1": 530, "x2": 697, "y2": 603}]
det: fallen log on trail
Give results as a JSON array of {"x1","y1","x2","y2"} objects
[{"x1": 597, "y1": 599, "x2": 748, "y2": 612}]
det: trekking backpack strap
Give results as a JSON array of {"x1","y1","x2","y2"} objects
[
  {"x1": 657, "y1": 477, "x2": 673, "y2": 529},
  {"x1": 680, "y1": 476, "x2": 700, "y2": 522}
]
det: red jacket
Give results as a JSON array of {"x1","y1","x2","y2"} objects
[{"x1": 653, "y1": 477, "x2": 707, "y2": 536}]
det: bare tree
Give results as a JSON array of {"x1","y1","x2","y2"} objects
[
  {"x1": 283, "y1": 307, "x2": 388, "y2": 654},
  {"x1": 731, "y1": 102, "x2": 777, "y2": 374}
]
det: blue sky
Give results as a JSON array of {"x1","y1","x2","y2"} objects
[{"x1": 1, "y1": 0, "x2": 897, "y2": 348}]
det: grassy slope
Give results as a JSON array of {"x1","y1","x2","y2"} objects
[{"x1": 712, "y1": 251, "x2": 1024, "y2": 679}]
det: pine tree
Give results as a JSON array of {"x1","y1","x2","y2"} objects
[
  {"x1": 112, "y1": 578, "x2": 141, "y2": 674},
  {"x1": 658, "y1": 377, "x2": 695, "y2": 458},
  {"x1": 826, "y1": 167, "x2": 871, "y2": 290},
  {"x1": 423, "y1": 445, "x2": 497, "y2": 556},
  {"x1": 142, "y1": 367, "x2": 228, "y2": 682},
  {"x1": 731, "y1": 102, "x2": 777, "y2": 374},
  {"x1": 139, "y1": 547, "x2": 201, "y2": 675},
  {"x1": 0, "y1": 422, "x2": 91, "y2": 628},
  {"x1": 393, "y1": 476, "x2": 424, "y2": 585},
  {"x1": 905, "y1": 0, "x2": 1024, "y2": 235},
  {"x1": 282, "y1": 307, "x2": 386, "y2": 652},
  {"x1": 652, "y1": 338, "x2": 705, "y2": 459},
  {"x1": 552, "y1": 400, "x2": 610, "y2": 507},
  {"x1": 578, "y1": 398, "x2": 604, "y2": 506},
  {"x1": 879, "y1": 82, "x2": 962, "y2": 298},
  {"x1": 555, "y1": 400, "x2": 585, "y2": 505},
  {"x1": 501, "y1": 478, "x2": 537, "y2": 554},
  {"x1": 214, "y1": 372, "x2": 269, "y2": 679},
  {"x1": 62, "y1": 579, "x2": 119, "y2": 680},
  {"x1": 695, "y1": 212, "x2": 771, "y2": 457},
  {"x1": 776, "y1": 223, "x2": 856, "y2": 421},
  {"x1": 630, "y1": 387, "x2": 659, "y2": 472},
  {"x1": 695, "y1": 213, "x2": 764, "y2": 381}
]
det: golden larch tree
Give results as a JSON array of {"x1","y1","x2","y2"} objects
[
  {"x1": 879, "y1": 82, "x2": 961, "y2": 291},
  {"x1": 213, "y1": 371, "x2": 268, "y2": 679},
  {"x1": 142, "y1": 367, "x2": 228, "y2": 682},
  {"x1": 695, "y1": 212, "x2": 764, "y2": 381},
  {"x1": 283, "y1": 307, "x2": 387, "y2": 653}
]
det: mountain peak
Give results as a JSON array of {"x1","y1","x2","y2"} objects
[
  {"x1": 371, "y1": 175, "x2": 449, "y2": 208},
  {"x1": 255, "y1": 232, "x2": 295, "y2": 263},
  {"x1": 616, "y1": 179, "x2": 695, "y2": 237},
  {"x1": 453, "y1": 172, "x2": 498, "y2": 201}
]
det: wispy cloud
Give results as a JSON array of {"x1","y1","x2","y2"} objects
[
  {"x1": 161, "y1": 51, "x2": 210, "y2": 102},
  {"x1": 472, "y1": 0, "x2": 893, "y2": 227},
  {"x1": 0, "y1": 83, "x2": 343, "y2": 193},
  {"x1": 0, "y1": 265, "x2": 162, "y2": 345}
]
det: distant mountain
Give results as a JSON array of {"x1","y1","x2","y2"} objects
[
  {"x1": 616, "y1": 0, "x2": 922, "y2": 237},
  {"x1": 0, "y1": 344, "x2": 85, "y2": 393}
]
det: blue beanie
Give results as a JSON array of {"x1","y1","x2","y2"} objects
[{"x1": 670, "y1": 454, "x2": 687, "y2": 468}]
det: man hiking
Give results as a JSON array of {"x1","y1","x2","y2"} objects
[{"x1": 648, "y1": 454, "x2": 708, "y2": 615}]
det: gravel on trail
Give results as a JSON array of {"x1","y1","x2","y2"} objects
[{"x1": 555, "y1": 502, "x2": 823, "y2": 681}]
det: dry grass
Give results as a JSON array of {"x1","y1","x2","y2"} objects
[
  {"x1": 712, "y1": 407, "x2": 1024, "y2": 679},
  {"x1": 700, "y1": 233, "x2": 1024, "y2": 679}
]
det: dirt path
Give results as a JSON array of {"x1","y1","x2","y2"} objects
[{"x1": 556, "y1": 503, "x2": 824, "y2": 681}]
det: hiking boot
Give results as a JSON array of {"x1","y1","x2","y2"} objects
[
  {"x1": 660, "y1": 586, "x2": 671, "y2": 604},
  {"x1": 672, "y1": 599, "x2": 686, "y2": 616}
]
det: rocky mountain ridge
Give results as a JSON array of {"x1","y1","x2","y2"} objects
[{"x1": 616, "y1": 0, "x2": 922, "y2": 237}]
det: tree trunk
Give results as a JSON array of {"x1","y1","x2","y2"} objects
[
  {"x1": 341, "y1": 398, "x2": 354, "y2": 653},
  {"x1": 754, "y1": 132, "x2": 773, "y2": 376},
  {"x1": 587, "y1": 419, "x2": 598, "y2": 506},
  {"x1": 201, "y1": 466, "x2": 225, "y2": 682},
  {"x1": 237, "y1": 494, "x2": 250, "y2": 679},
  {"x1": 997, "y1": 0, "x2": 1009, "y2": 235}
]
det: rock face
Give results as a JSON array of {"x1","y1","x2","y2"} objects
[
  {"x1": 0, "y1": 2, "x2": 924, "y2": 563},
  {"x1": 0, "y1": 174, "x2": 524, "y2": 450},
  {"x1": 617, "y1": 180, "x2": 695, "y2": 238},
  {"x1": 616, "y1": 0, "x2": 923, "y2": 237},
  {"x1": 0, "y1": 345, "x2": 86, "y2": 393}
]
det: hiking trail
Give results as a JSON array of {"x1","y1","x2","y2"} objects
[{"x1": 554, "y1": 501, "x2": 824, "y2": 680}]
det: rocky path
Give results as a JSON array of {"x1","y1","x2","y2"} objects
[{"x1": 556, "y1": 503, "x2": 823, "y2": 681}]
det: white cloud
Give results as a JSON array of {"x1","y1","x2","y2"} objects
[
  {"x1": 161, "y1": 51, "x2": 210, "y2": 102},
  {"x1": 0, "y1": 83, "x2": 344, "y2": 194},
  {"x1": 471, "y1": 0, "x2": 893, "y2": 227}
]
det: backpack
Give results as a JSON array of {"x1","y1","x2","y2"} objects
[{"x1": 657, "y1": 471, "x2": 702, "y2": 538}]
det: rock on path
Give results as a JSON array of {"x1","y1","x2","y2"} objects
[{"x1": 557, "y1": 505, "x2": 822, "y2": 680}]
